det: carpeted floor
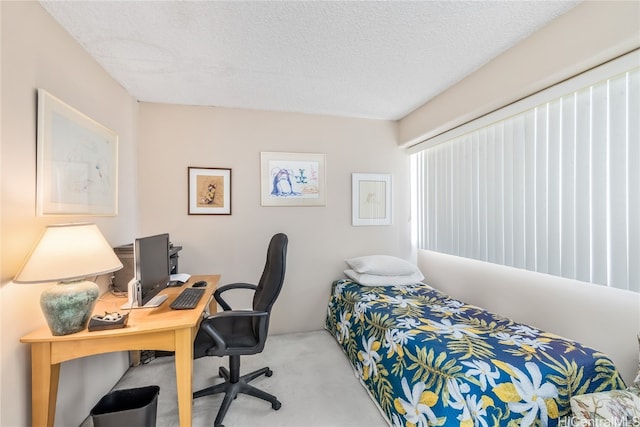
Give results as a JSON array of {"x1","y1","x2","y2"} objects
[{"x1": 81, "y1": 330, "x2": 388, "y2": 427}]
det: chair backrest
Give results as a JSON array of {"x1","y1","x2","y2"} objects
[{"x1": 252, "y1": 233, "x2": 288, "y2": 314}]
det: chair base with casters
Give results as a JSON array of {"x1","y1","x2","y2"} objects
[{"x1": 193, "y1": 354, "x2": 281, "y2": 427}]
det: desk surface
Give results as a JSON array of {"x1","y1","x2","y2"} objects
[
  {"x1": 20, "y1": 274, "x2": 220, "y2": 427},
  {"x1": 21, "y1": 274, "x2": 219, "y2": 345}
]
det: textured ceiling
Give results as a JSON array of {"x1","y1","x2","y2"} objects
[{"x1": 40, "y1": 1, "x2": 581, "y2": 120}]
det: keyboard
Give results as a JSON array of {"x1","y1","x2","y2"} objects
[{"x1": 170, "y1": 287, "x2": 205, "y2": 310}]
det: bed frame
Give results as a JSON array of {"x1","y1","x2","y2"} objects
[{"x1": 417, "y1": 249, "x2": 639, "y2": 385}]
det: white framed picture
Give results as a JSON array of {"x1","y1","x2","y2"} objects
[
  {"x1": 260, "y1": 152, "x2": 326, "y2": 206},
  {"x1": 36, "y1": 89, "x2": 118, "y2": 216},
  {"x1": 352, "y1": 173, "x2": 392, "y2": 226},
  {"x1": 188, "y1": 167, "x2": 232, "y2": 215}
]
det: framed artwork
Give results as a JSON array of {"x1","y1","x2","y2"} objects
[
  {"x1": 188, "y1": 167, "x2": 232, "y2": 215},
  {"x1": 36, "y1": 88, "x2": 118, "y2": 216},
  {"x1": 352, "y1": 173, "x2": 392, "y2": 226},
  {"x1": 260, "y1": 152, "x2": 326, "y2": 206}
]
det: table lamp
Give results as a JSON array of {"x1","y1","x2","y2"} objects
[{"x1": 14, "y1": 223, "x2": 123, "y2": 336}]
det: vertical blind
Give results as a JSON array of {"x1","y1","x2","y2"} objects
[{"x1": 411, "y1": 55, "x2": 639, "y2": 292}]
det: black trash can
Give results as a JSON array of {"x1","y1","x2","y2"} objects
[{"x1": 90, "y1": 385, "x2": 159, "y2": 427}]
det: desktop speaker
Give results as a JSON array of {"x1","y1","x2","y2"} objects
[{"x1": 112, "y1": 244, "x2": 134, "y2": 292}]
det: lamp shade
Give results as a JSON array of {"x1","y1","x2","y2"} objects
[
  {"x1": 15, "y1": 223, "x2": 123, "y2": 335},
  {"x1": 14, "y1": 223, "x2": 123, "y2": 283}
]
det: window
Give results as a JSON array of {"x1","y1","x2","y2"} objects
[{"x1": 411, "y1": 51, "x2": 639, "y2": 292}]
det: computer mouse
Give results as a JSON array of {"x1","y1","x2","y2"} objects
[{"x1": 193, "y1": 281, "x2": 207, "y2": 288}]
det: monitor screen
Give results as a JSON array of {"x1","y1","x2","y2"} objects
[{"x1": 134, "y1": 233, "x2": 170, "y2": 306}]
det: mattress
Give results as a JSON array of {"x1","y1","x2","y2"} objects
[{"x1": 325, "y1": 279, "x2": 625, "y2": 427}]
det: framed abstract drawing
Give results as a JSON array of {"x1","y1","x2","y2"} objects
[
  {"x1": 36, "y1": 88, "x2": 118, "y2": 216},
  {"x1": 188, "y1": 167, "x2": 232, "y2": 215},
  {"x1": 260, "y1": 152, "x2": 326, "y2": 206},
  {"x1": 352, "y1": 173, "x2": 392, "y2": 226}
]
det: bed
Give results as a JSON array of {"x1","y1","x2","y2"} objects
[{"x1": 325, "y1": 278, "x2": 626, "y2": 427}]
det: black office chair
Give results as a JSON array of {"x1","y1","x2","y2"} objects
[{"x1": 193, "y1": 233, "x2": 288, "y2": 427}]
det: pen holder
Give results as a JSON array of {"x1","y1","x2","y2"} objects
[{"x1": 88, "y1": 312, "x2": 129, "y2": 332}]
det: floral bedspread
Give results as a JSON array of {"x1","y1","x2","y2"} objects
[{"x1": 325, "y1": 279, "x2": 625, "y2": 427}]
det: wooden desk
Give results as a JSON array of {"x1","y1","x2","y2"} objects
[{"x1": 20, "y1": 274, "x2": 219, "y2": 427}]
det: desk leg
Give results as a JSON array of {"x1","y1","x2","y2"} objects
[
  {"x1": 129, "y1": 350, "x2": 141, "y2": 366},
  {"x1": 175, "y1": 328, "x2": 194, "y2": 427},
  {"x1": 30, "y1": 342, "x2": 59, "y2": 427}
]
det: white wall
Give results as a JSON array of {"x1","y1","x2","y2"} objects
[
  {"x1": 398, "y1": 0, "x2": 640, "y2": 147},
  {"x1": 403, "y1": 0, "x2": 640, "y2": 389},
  {"x1": 1, "y1": 5, "x2": 411, "y2": 425},
  {"x1": 417, "y1": 250, "x2": 640, "y2": 386},
  {"x1": 136, "y1": 103, "x2": 412, "y2": 334},
  {"x1": 1, "y1": 3, "x2": 139, "y2": 426},
  {"x1": 2, "y1": 1, "x2": 637, "y2": 426}
]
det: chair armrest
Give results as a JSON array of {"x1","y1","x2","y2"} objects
[
  {"x1": 214, "y1": 283, "x2": 258, "y2": 311},
  {"x1": 207, "y1": 310, "x2": 268, "y2": 320}
]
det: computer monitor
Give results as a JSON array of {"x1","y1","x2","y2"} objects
[{"x1": 124, "y1": 233, "x2": 171, "y2": 308}]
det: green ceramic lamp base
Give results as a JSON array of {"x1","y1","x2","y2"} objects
[{"x1": 40, "y1": 280, "x2": 99, "y2": 336}]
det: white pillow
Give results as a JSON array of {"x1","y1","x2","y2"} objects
[
  {"x1": 344, "y1": 269, "x2": 424, "y2": 287},
  {"x1": 345, "y1": 255, "x2": 421, "y2": 276}
]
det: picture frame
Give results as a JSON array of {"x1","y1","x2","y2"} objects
[
  {"x1": 36, "y1": 88, "x2": 118, "y2": 216},
  {"x1": 260, "y1": 152, "x2": 326, "y2": 206},
  {"x1": 352, "y1": 173, "x2": 392, "y2": 226},
  {"x1": 188, "y1": 167, "x2": 232, "y2": 215}
]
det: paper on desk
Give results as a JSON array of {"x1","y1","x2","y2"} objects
[{"x1": 170, "y1": 273, "x2": 191, "y2": 283}]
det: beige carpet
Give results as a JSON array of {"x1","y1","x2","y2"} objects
[{"x1": 81, "y1": 330, "x2": 388, "y2": 427}]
